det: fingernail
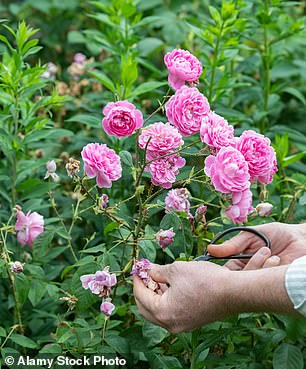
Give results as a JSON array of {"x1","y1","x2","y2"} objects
[
  {"x1": 269, "y1": 256, "x2": 280, "y2": 263},
  {"x1": 260, "y1": 247, "x2": 270, "y2": 256}
]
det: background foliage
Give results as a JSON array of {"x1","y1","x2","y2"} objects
[{"x1": 0, "y1": 0, "x2": 305, "y2": 368}]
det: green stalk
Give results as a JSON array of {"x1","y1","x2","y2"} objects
[{"x1": 260, "y1": 0, "x2": 270, "y2": 133}]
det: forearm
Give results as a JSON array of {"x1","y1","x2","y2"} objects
[{"x1": 223, "y1": 266, "x2": 297, "y2": 316}]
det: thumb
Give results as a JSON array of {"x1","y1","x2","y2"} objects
[
  {"x1": 207, "y1": 231, "x2": 255, "y2": 257},
  {"x1": 149, "y1": 264, "x2": 171, "y2": 284}
]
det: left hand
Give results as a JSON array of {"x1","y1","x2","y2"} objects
[{"x1": 133, "y1": 261, "x2": 231, "y2": 333}]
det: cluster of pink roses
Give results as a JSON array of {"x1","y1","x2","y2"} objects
[{"x1": 80, "y1": 267, "x2": 117, "y2": 316}]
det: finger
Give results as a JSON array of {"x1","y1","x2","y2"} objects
[
  {"x1": 133, "y1": 276, "x2": 163, "y2": 326},
  {"x1": 208, "y1": 228, "x2": 267, "y2": 257},
  {"x1": 263, "y1": 255, "x2": 280, "y2": 268},
  {"x1": 158, "y1": 283, "x2": 169, "y2": 293},
  {"x1": 243, "y1": 247, "x2": 271, "y2": 270},
  {"x1": 149, "y1": 264, "x2": 171, "y2": 284},
  {"x1": 224, "y1": 259, "x2": 247, "y2": 270}
]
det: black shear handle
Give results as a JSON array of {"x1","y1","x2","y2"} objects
[{"x1": 194, "y1": 226, "x2": 271, "y2": 262}]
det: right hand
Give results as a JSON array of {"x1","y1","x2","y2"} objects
[{"x1": 207, "y1": 222, "x2": 306, "y2": 271}]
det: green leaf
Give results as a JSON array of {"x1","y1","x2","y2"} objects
[
  {"x1": 28, "y1": 280, "x2": 47, "y2": 306},
  {"x1": 273, "y1": 343, "x2": 303, "y2": 369},
  {"x1": 10, "y1": 334, "x2": 38, "y2": 349},
  {"x1": 56, "y1": 228, "x2": 72, "y2": 240},
  {"x1": 88, "y1": 70, "x2": 116, "y2": 93},
  {"x1": 66, "y1": 114, "x2": 101, "y2": 128},
  {"x1": 139, "y1": 239, "x2": 156, "y2": 261},
  {"x1": 104, "y1": 221, "x2": 120, "y2": 235},
  {"x1": 80, "y1": 244, "x2": 106, "y2": 254},
  {"x1": 299, "y1": 192, "x2": 306, "y2": 206},
  {"x1": 282, "y1": 87, "x2": 306, "y2": 105},
  {"x1": 15, "y1": 274, "x2": 30, "y2": 306},
  {"x1": 119, "y1": 150, "x2": 133, "y2": 167},
  {"x1": 143, "y1": 321, "x2": 168, "y2": 347},
  {"x1": 282, "y1": 151, "x2": 306, "y2": 167},
  {"x1": 130, "y1": 81, "x2": 167, "y2": 98},
  {"x1": 209, "y1": 6, "x2": 222, "y2": 26}
]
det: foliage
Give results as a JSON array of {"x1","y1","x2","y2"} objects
[{"x1": 0, "y1": 1, "x2": 305, "y2": 368}]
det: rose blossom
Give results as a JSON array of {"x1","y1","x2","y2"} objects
[
  {"x1": 102, "y1": 100, "x2": 143, "y2": 138},
  {"x1": 81, "y1": 143, "x2": 122, "y2": 188},
  {"x1": 200, "y1": 111, "x2": 236, "y2": 151},
  {"x1": 165, "y1": 188, "x2": 191, "y2": 214},
  {"x1": 100, "y1": 300, "x2": 115, "y2": 317},
  {"x1": 166, "y1": 86, "x2": 210, "y2": 136},
  {"x1": 164, "y1": 49, "x2": 202, "y2": 90},
  {"x1": 80, "y1": 267, "x2": 117, "y2": 298},
  {"x1": 237, "y1": 130, "x2": 277, "y2": 184},
  {"x1": 255, "y1": 202, "x2": 273, "y2": 217},
  {"x1": 204, "y1": 147, "x2": 250, "y2": 194},
  {"x1": 131, "y1": 258, "x2": 158, "y2": 291},
  {"x1": 15, "y1": 210, "x2": 44, "y2": 247},
  {"x1": 146, "y1": 154, "x2": 186, "y2": 189},
  {"x1": 138, "y1": 122, "x2": 183, "y2": 158},
  {"x1": 195, "y1": 205, "x2": 207, "y2": 222},
  {"x1": 156, "y1": 228, "x2": 175, "y2": 249},
  {"x1": 225, "y1": 189, "x2": 253, "y2": 225},
  {"x1": 100, "y1": 194, "x2": 109, "y2": 209}
]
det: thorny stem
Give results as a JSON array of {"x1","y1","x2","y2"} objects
[
  {"x1": 0, "y1": 227, "x2": 23, "y2": 333},
  {"x1": 143, "y1": 87, "x2": 171, "y2": 124}
]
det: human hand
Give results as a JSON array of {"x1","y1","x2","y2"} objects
[
  {"x1": 208, "y1": 222, "x2": 306, "y2": 270},
  {"x1": 133, "y1": 261, "x2": 230, "y2": 333},
  {"x1": 133, "y1": 260, "x2": 293, "y2": 333}
]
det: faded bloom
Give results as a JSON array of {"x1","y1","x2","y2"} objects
[
  {"x1": 204, "y1": 147, "x2": 250, "y2": 194},
  {"x1": 131, "y1": 258, "x2": 158, "y2": 291},
  {"x1": 255, "y1": 202, "x2": 273, "y2": 217},
  {"x1": 80, "y1": 267, "x2": 117, "y2": 298},
  {"x1": 166, "y1": 86, "x2": 210, "y2": 136},
  {"x1": 100, "y1": 300, "x2": 115, "y2": 317},
  {"x1": 139, "y1": 122, "x2": 183, "y2": 158},
  {"x1": 225, "y1": 189, "x2": 253, "y2": 225},
  {"x1": 66, "y1": 158, "x2": 80, "y2": 177},
  {"x1": 15, "y1": 210, "x2": 44, "y2": 247},
  {"x1": 44, "y1": 160, "x2": 59, "y2": 182},
  {"x1": 74, "y1": 53, "x2": 86, "y2": 64},
  {"x1": 9, "y1": 261, "x2": 24, "y2": 274},
  {"x1": 156, "y1": 228, "x2": 175, "y2": 249},
  {"x1": 195, "y1": 205, "x2": 207, "y2": 222},
  {"x1": 145, "y1": 154, "x2": 186, "y2": 189},
  {"x1": 237, "y1": 130, "x2": 277, "y2": 184},
  {"x1": 164, "y1": 49, "x2": 202, "y2": 90},
  {"x1": 41, "y1": 62, "x2": 58, "y2": 79},
  {"x1": 81, "y1": 143, "x2": 122, "y2": 188},
  {"x1": 100, "y1": 194, "x2": 109, "y2": 209},
  {"x1": 165, "y1": 188, "x2": 191, "y2": 214},
  {"x1": 102, "y1": 100, "x2": 143, "y2": 138},
  {"x1": 56, "y1": 81, "x2": 68, "y2": 96},
  {"x1": 200, "y1": 112, "x2": 235, "y2": 151}
]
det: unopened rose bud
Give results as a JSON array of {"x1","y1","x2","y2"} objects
[
  {"x1": 100, "y1": 194, "x2": 109, "y2": 209},
  {"x1": 23, "y1": 252, "x2": 32, "y2": 263},
  {"x1": 44, "y1": 160, "x2": 60, "y2": 182},
  {"x1": 255, "y1": 202, "x2": 273, "y2": 217},
  {"x1": 195, "y1": 205, "x2": 207, "y2": 222},
  {"x1": 9, "y1": 261, "x2": 24, "y2": 274},
  {"x1": 156, "y1": 228, "x2": 175, "y2": 249},
  {"x1": 100, "y1": 299, "x2": 115, "y2": 317},
  {"x1": 74, "y1": 53, "x2": 86, "y2": 65}
]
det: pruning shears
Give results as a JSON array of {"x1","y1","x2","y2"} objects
[{"x1": 194, "y1": 226, "x2": 271, "y2": 262}]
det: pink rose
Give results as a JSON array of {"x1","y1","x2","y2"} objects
[
  {"x1": 225, "y1": 189, "x2": 253, "y2": 225},
  {"x1": 100, "y1": 300, "x2": 115, "y2": 317},
  {"x1": 156, "y1": 228, "x2": 175, "y2": 249},
  {"x1": 166, "y1": 86, "x2": 210, "y2": 136},
  {"x1": 81, "y1": 143, "x2": 122, "y2": 188},
  {"x1": 102, "y1": 100, "x2": 143, "y2": 138},
  {"x1": 80, "y1": 267, "x2": 117, "y2": 298},
  {"x1": 200, "y1": 112, "x2": 236, "y2": 151},
  {"x1": 146, "y1": 154, "x2": 186, "y2": 189},
  {"x1": 138, "y1": 122, "x2": 183, "y2": 156},
  {"x1": 15, "y1": 210, "x2": 44, "y2": 247},
  {"x1": 131, "y1": 258, "x2": 158, "y2": 291},
  {"x1": 164, "y1": 49, "x2": 202, "y2": 90},
  {"x1": 204, "y1": 147, "x2": 250, "y2": 193},
  {"x1": 237, "y1": 130, "x2": 277, "y2": 184},
  {"x1": 165, "y1": 188, "x2": 191, "y2": 214}
]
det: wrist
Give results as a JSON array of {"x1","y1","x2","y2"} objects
[{"x1": 223, "y1": 266, "x2": 294, "y2": 316}]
